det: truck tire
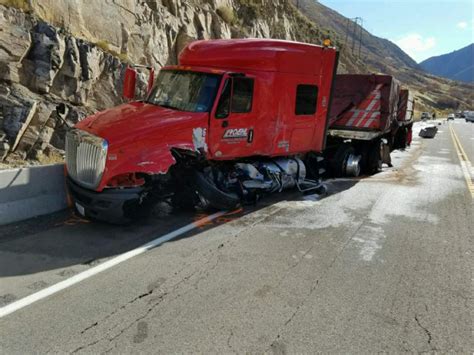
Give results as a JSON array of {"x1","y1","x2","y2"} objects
[
  {"x1": 331, "y1": 143, "x2": 361, "y2": 177},
  {"x1": 394, "y1": 127, "x2": 408, "y2": 149},
  {"x1": 360, "y1": 140, "x2": 383, "y2": 175},
  {"x1": 406, "y1": 125, "x2": 413, "y2": 146},
  {"x1": 193, "y1": 171, "x2": 241, "y2": 210},
  {"x1": 366, "y1": 140, "x2": 383, "y2": 174}
]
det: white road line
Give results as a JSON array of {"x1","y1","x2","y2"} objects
[{"x1": 0, "y1": 211, "x2": 226, "y2": 319}]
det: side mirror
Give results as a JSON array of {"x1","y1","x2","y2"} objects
[{"x1": 123, "y1": 66, "x2": 137, "y2": 100}]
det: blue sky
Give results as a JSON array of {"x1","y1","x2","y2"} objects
[{"x1": 319, "y1": 0, "x2": 474, "y2": 62}]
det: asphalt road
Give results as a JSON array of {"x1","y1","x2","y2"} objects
[{"x1": 0, "y1": 120, "x2": 472, "y2": 353}]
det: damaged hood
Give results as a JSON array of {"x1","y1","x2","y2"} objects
[
  {"x1": 76, "y1": 101, "x2": 208, "y2": 145},
  {"x1": 73, "y1": 101, "x2": 210, "y2": 191}
]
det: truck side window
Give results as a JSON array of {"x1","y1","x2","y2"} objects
[
  {"x1": 295, "y1": 84, "x2": 318, "y2": 115},
  {"x1": 232, "y1": 78, "x2": 254, "y2": 113},
  {"x1": 215, "y1": 79, "x2": 232, "y2": 118}
]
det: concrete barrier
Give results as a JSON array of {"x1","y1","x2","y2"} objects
[{"x1": 0, "y1": 164, "x2": 68, "y2": 225}]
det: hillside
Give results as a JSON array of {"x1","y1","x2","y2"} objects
[
  {"x1": 420, "y1": 44, "x2": 474, "y2": 83},
  {"x1": 292, "y1": 0, "x2": 474, "y2": 114},
  {"x1": 292, "y1": 0, "x2": 419, "y2": 73}
]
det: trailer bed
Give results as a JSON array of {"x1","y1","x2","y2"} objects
[{"x1": 328, "y1": 74, "x2": 400, "y2": 140}]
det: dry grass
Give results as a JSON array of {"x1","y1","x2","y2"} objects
[
  {"x1": 95, "y1": 40, "x2": 129, "y2": 63},
  {"x1": 216, "y1": 6, "x2": 235, "y2": 25},
  {"x1": 95, "y1": 40, "x2": 111, "y2": 52},
  {"x1": 0, "y1": 0, "x2": 31, "y2": 11},
  {"x1": 37, "y1": 150, "x2": 64, "y2": 165}
]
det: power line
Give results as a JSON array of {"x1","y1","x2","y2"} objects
[{"x1": 344, "y1": 16, "x2": 364, "y2": 59}]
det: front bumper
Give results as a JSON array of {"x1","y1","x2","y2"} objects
[{"x1": 66, "y1": 177, "x2": 145, "y2": 224}]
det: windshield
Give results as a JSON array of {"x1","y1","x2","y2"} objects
[{"x1": 147, "y1": 70, "x2": 221, "y2": 112}]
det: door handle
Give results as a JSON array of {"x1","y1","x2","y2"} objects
[
  {"x1": 247, "y1": 129, "x2": 254, "y2": 143},
  {"x1": 222, "y1": 121, "x2": 229, "y2": 128}
]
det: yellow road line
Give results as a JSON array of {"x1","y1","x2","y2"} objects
[{"x1": 449, "y1": 124, "x2": 474, "y2": 198}]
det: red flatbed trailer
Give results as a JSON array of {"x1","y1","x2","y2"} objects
[
  {"x1": 327, "y1": 74, "x2": 400, "y2": 140},
  {"x1": 324, "y1": 74, "x2": 413, "y2": 176}
]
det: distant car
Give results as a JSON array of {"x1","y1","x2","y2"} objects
[
  {"x1": 465, "y1": 111, "x2": 474, "y2": 123},
  {"x1": 421, "y1": 112, "x2": 432, "y2": 120},
  {"x1": 447, "y1": 113, "x2": 455, "y2": 120}
]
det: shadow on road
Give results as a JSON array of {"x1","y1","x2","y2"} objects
[{"x1": 0, "y1": 178, "x2": 360, "y2": 278}]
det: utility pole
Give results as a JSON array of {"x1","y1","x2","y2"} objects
[
  {"x1": 345, "y1": 17, "x2": 364, "y2": 59},
  {"x1": 343, "y1": 18, "x2": 350, "y2": 53}
]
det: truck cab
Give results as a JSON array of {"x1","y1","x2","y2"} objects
[{"x1": 65, "y1": 39, "x2": 338, "y2": 223}]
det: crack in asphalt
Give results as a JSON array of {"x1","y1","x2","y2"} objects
[
  {"x1": 78, "y1": 259, "x2": 195, "y2": 337},
  {"x1": 78, "y1": 289, "x2": 155, "y2": 336},
  {"x1": 72, "y1": 282, "x2": 174, "y2": 353},
  {"x1": 72, "y1": 206, "x2": 287, "y2": 352},
  {"x1": 72, "y1": 244, "x2": 242, "y2": 350},
  {"x1": 227, "y1": 329, "x2": 237, "y2": 354},
  {"x1": 101, "y1": 248, "x2": 235, "y2": 353},
  {"x1": 72, "y1": 258, "x2": 212, "y2": 353},
  {"x1": 414, "y1": 314, "x2": 435, "y2": 351},
  {"x1": 266, "y1": 187, "x2": 390, "y2": 352}
]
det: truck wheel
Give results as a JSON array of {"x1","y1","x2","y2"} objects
[
  {"x1": 193, "y1": 171, "x2": 241, "y2": 210},
  {"x1": 366, "y1": 140, "x2": 383, "y2": 175},
  {"x1": 331, "y1": 143, "x2": 361, "y2": 177},
  {"x1": 406, "y1": 125, "x2": 413, "y2": 146},
  {"x1": 394, "y1": 127, "x2": 408, "y2": 149}
]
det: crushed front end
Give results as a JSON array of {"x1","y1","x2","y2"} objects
[{"x1": 65, "y1": 129, "x2": 147, "y2": 223}]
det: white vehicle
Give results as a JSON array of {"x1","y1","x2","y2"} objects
[
  {"x1": 447, "y1": 113, "x2": 455, "y2": 120},
  {"x1": 421, "y1": 112, "x2": 432, "y2": 120}
]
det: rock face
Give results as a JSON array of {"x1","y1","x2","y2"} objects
[{"x1": 0, "y1": 0, "x2": 330, "y2": 165}]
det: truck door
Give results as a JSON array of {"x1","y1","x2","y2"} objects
[
  {"x1": 285, "y1": 49, "x2": 337, "y2": 154},
  {"x1": 286, "y1": 75, "x2": 322, "y2": 153},
  {"x1": 209, "y1": 74, "x2": 268, "y2": 159}
]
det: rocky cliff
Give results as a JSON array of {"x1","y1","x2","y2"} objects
[{"x1": 0, "y1": 0, "x2": 337, "y2": 166}]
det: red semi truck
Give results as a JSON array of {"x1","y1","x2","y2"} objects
[{"x1": 65, "y1": 39, "x2": 411, "y2": 223}]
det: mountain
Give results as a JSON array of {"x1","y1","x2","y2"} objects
[
  {"x1": 420, "y1": 44, "x2": 474, "y2": 83},
  {"x1": 291, "y1": 0, "x2": 474, "y2": 114},
  {"x1": 292, "y1": 0, "x2": 420, "y2": 75}
]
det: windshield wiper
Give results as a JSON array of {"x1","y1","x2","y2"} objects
[{"x1": 153, "y1": 101, "x2": 179, "y2": 110}]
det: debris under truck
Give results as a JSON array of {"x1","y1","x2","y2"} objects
[
  {"x1": 65, "y1": 39, "x2": 339, "y2": 223},
  {"x1": 325, "y1": 74, "x2": 409, "y2": 176}
]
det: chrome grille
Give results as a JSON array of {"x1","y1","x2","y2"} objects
[{"x1": 66, "y1": 129, "x2": 108, "y2": 189}]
